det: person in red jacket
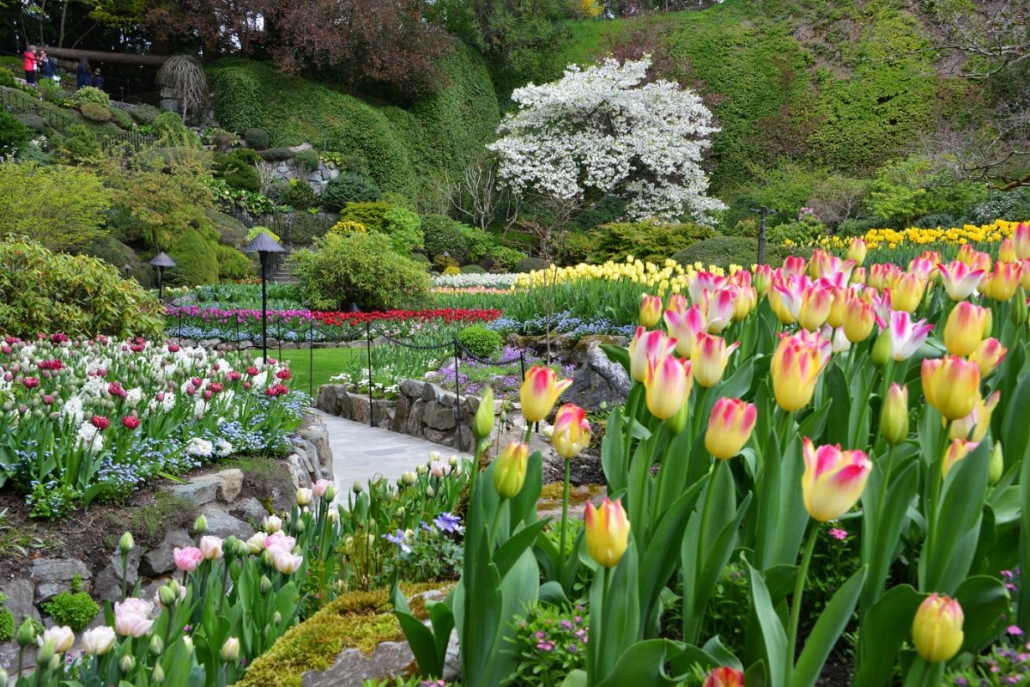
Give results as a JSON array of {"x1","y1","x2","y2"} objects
[{"x1": 23, "y1": 46, "x2": 37, "y2": 85}]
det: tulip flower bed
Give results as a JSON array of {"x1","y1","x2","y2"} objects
[
  {"x1": 0, "y1": 336, "x2": 305, "y2": 519},
  {"x1": 164, "y1": 306, "x2": 501, "y2": 344},
  {"x1": 385, "y1": 229, "x2": 1030, "y2": 687}
]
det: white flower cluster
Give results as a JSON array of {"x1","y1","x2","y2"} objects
[
  {"x1": 432, "y1": 273, "x2": 519, "y2": 289},
  {"x1": 488, "y1": 57, "x2": 725, "y2": 224},
  {"x1": 186, "y1": 437, "x2": 214, "y2": 458},
  {"x1": 75, "y1": 421, "x2": 104, "y2": 454}
]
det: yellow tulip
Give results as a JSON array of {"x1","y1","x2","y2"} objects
[
  {"x1": 520, "y1": 366, "x2": 572, "y2": 424},
  {"x1": 584, "y1": 497, "x2": 630, "y2": 568},
  {"x1": 705, "y1": 398, "x2": 757, "y2": 459},
  {"x1": 921, "y1": 356, "x2": 981, "y2": 420},
  {"x1": 943, "y1": 302, "x2": 989, "y2": 357},
  {"x1": 492, "y1": 442, "x2": 529, "y2": 500},
  {"x1": 912, "y1": 594, "x2": 964, "y2": 663}
]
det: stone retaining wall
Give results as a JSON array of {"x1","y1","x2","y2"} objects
[
  {"x1": 315, "y1": 380, "x2": 500, "y2": 452},
  {"x1": 0, "y1": 413, "x2": 334, "y2": 674}
]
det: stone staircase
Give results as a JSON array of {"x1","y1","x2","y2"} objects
[{"x1": 269, "y1": 253, "x2": 299, "y2": 285}]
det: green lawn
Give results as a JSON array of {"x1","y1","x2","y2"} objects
[{"x1": 276, "y1": 347, "x2": 365, "y2": 397}]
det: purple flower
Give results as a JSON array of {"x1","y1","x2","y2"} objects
[
  {"x1": 434, "y1": 512, "x2": 464, "y2": 534},
  {"x1": 383, "y1": 529, "x2": 411, "y2": 554},
  {"x1": 828, "y1": 528, "x2": 848, "y2": 541},
  {"x1": 537, "y1": 641, "x2": 554, "y2": 652},
  {"x1": 1009, "y1": 625, "x2": 1025, "y2": 636}
]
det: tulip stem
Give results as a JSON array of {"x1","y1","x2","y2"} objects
[
  {"x1": 786, "y1": 522, "x2": 819, "y2": 687},
  {"x1": 558, "y1": 457, "x2": 572, "y2": 586}
]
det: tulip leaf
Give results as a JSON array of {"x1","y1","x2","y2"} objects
[
  {"x1": 923, "y1": 440, "x2": 990, "y2": 593},
  {"x1": 1021, "y1": 431, "x2": 1030, "y2": 631},
  {"x1": 714, "y1": 357, "x2": 754, "y2": 406},
  {"x1": 594, "y1": 640, "x2": 684, "y2": 687},
  {"x1": 601, "y1": 343, "x2": 630, "y2": 375},
  {"x1": 394, "y1": 608, "x2": 443, "y2": 677},
  {"x1": 1002, "y1": 358, "x2": 1030, "y2": 469},
  {"x1": 560, "y1": 669, "x2": 588, "y2": 687},
  {"x1": 539, "y1": 580, "x2": 570, "y2": 606},
  {"x1": 824, "y1": 365, "x2": 851, "y2": 447},
  {"x1": 494, "y1": 519, "x2": 548, "y2": 578},
  {"x1": 791, "y1": 565, "x2": 867, "y2": 687},
  {"x1": 508, "y1": 451, "x2": 544, "y2": 531},
  {"x1": 853, "y1": 584, "x2": 923, "y2": 687},
  {"x1": 594, "y1": 540, "x2": 641, "y2": 679},
  {"x1": 955, "y1": 575, "x2": 1010, "y2": 653},
  {"x1": 747, "y1": 562, "x2": 787, "y2": 687},
  {"x1": 702, "y1": 635, "x2": 743, "y2": 670},
  {"x1": 602, "y1": 405, "x2": 627, "y2": 495},
  {"x1": 862, "y1": 458, "x2": 918, "y2": 611},
  {"x1": 655, "y1": 423, "x2": 695, "y2": 516}
]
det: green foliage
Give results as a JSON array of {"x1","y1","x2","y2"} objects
[
  {"x1": 459, "y1": 325, "x2": 503, "y2": 358},
  {"x1": 208, "y1": 47, "x2": 498, "y2": 208},
  {"x1": 0, "y1": 161, "x2": 112, "y2": 251},
  {"x1": 322, "y1": 173, "x2": 382, "y2": 212},
  {"x1": 0, "y1": 236, "x2": 163, "y2": 338},
  {"x1": 14, "y1": 113, "x2": 45, "y2": 133},
  {"x1": 294, "y1": 148, "x2": 321, "y2": 172},
  {"x1": 203, "y1": 127, "x2": 241, "y2": 148},
  {"x1": 109, "y1": 107, "x2": 133, "y2": 129},
  {"x1": 214, "y1": 150, "x2": 262, "y2": 193},
  {"x1": 768, "y1": 213, "x2": 827, "y2": 245},
  {"x1": 79, "y1": 102, "x2": 112, "y2": 122},
  {"x1": 152, "y1": 111, "x2": 199, "y2": 148},
  {"x1": 290, "y1": 232, "x2": 432, "y2": 311},
  {"x1": 290, "y1": 212, "x2": 335, "y2": 246},
  {"x1": 167, "y1": 227, "x2": 220, "y2": 287},
  {"x1": 461, "y1": 264, "x2": 486, "y2": 274},
  {"x1": 866, "y1": 155, "x2": 989, "y2": 228},
  {"x1": 73, "y1": 86, "x2": 111, "y2": 106},
  {"x1": 260, "y1": 147, "x2": 296, "y2": 162},
  {"x1": 244, "y1": 127, "x2": 270, "y2": 149},
  {"x1": 42, "y1": 590, "x2": 99, "y2": 631},
  {"x1": 516, "y1": 257, "x2": 551, "y2": 273},
  {"x1": 382, "y1": 207, "x2": 423, "y2": 253},
  {"x1": 59, "y1": 124, "x2": 102, "y2": 165},
  {"x1": 591, "y1": 221, "x2": 717, "y2": 264},
  {"x1": 745, "y1": 161, "x2": 828, "y2": 225},
  {"x1": 506, "y1": 604, "x2": 588, "y2": 687},
  {"x1": 672, "y1": 235, "x2": 807, "y2": 271},
  {"x1": 128, "y1": 104, "x2": 161, "y2": 126},
  {"x1": 0, "y1": 594, "x2": 13, "y2": 642},
  {"x1": 339, "y1": 201, "x2": 391, "y2": 233},
  {"x1": 247, "y1": 226, "x2": 281, "y2": 244},
  {"x1": 836, "y1": 217, "x2": 883, "y2": 238},
  {"x1": 281, "y1": 179, "x2": 319, "y2": 210},
  {"x1": 0, "y1": 110, "x2": 31, "y2": 156},
  {"x1": 81, "y1": 235, "x2": 139, "y2": 272},
  {"x1": 575, "y1": 195, "x2": 628, "y2": 231},
  {"x1": 0, "y1": 67, "x2": 14, "y2": 87},
  {"x1": 215, "y1": 244, "x2": 254, "y2": 280}
]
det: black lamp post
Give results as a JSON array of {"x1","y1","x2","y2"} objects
[
  {"x1": 149, "y1": 252, "x2": 177, "y2": 300},
  {"x1": 243, "y1": 232, "x2": 286, "y2": 363},
  {"x1": 750, "y1": 206, "x2": 777, "y2": 265},
  {"x1": 121, "y1": 264, "x2": 132, "y2": 280}
]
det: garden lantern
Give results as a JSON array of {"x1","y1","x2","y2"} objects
[
  {"x1": 750, "y1": 206, "x2": 776, "y2": 265},
  {"x1": 243, "y1": 232, "x2": 286, "y2": 363},
  {"x1": 149, "y1": 252, "x2": 177, "y2": 301},
  {"x1": 122, "y1": 264, "x2": 132, "y2": 280}
]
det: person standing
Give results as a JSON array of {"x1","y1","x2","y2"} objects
[
  {"x1": 75, "y1": 57, "x2": 91, "y2": 90},
  {"x1": 92, "y1": 67, "x2": 105, "y2": 91},
  {"x1": 23, "y1": 45, "x2": 37, "y2": 85},
  {"x1": 38, "y1": 50, "x2": 56, "y2": 82}
]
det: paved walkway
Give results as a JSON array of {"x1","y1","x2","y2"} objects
[{"x1": 314, "y1": 411, "x2": 471, "y2": 495}]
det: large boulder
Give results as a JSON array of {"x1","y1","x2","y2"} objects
[{"x1": 564, "y1": 340, "x2": 631, "y2": 411}]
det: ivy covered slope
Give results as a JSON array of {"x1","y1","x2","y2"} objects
[
  {"x1": 556, "y1": 0, "x2": 972, "y2": 192},
  {"x1": 207, "y1": 44, "x2": 499, "y2": 205}
]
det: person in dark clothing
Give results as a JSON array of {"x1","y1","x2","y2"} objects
[
  {"x1": 92, "y1": 68, "x2": 105, "y2": 91},
  {"x1": 76, "y1": 58, "x2": 91, "y2": 89},
  {"x1": 38, "y1": 51, "x2": 56, "y2": 81}
]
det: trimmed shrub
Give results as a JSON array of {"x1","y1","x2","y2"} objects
[
  {"x1": 460, "y1": 264, "x2": 486, "y2": 274},
  {"x1": 0, "y1": 68, "x2": 14, "y2": 87},
  {"x1": 459, "y1": 325, "x2": 502, "y2": 358},
  {"x1": 246, "y1": 226, "x2": 281, "y2": 244},
  {"x1": 79, "y1": 102, "x2": 113, "y2": 122},
  {"x1": 409, "y1": 252, "x2": 431, "y2": 268},
  {"x1": 281, "y1": 179, "x2": 319, "y2": 210},
  {"x1": 322, "y1": 173, "x2": 381, "y2": 212},
  {"x1": 128, "y1": 104, "x2": 161, "y2": 125},
  {"x1": 110, "y1": 107, "x2": 134, "y2": 129},
  {"x1": 338, "y1": 201, "x2": 391, "y2": 233},
  {"x1": 835, "y1": 217, "x2": 882, "y2": 239},
  {"x1": 442, "y1": 265, "x2": 460, "y2": 276},
  {"x1": 14, "y1": 113, "x2": 45, "y2": 132},
  {"x1": 81, "y1": 235, "x2": 138, "y2": 270},
  {"x1": 260, "y1": 147, "x2": 295, "y2": 162},
  {"x1": 290, "y1": 232, "x2": 432, "y2": 311},
  {"x1": 0, "y1": 110, "x2": 31, "y2": 156},
  {"x1": 516, "y1": 257, "x2": 551, "y2": 273},
  {"x1": 73, "y1": 86, "x2": 110, "y2": 106},
  {"x1": 214, "y1": 150, "x2": 262, "y2": 193},
  {"x1": 294, "y1": 148, "x2": 320, "y2": 173},
  {"x1": 767, "y1": 214, "x2": 827, "y2": 246},
  {"x1": 329, "y1": 220, "x2": 368, "y2": 236},
  {"x1": 591, "y1": 221, "x2": 717, "y2": 264},
  {"x1": 244, "y1": 127, "x2": 270, "y2": 149},
  {"x1": 0, "y1": 237, "x2": 163, "y2": 338},
  {"x1": 59, "y1": 124, "x2": 102, "y2": 165},
  {"x1": 486, "y1": 245, "x2": 527, "y2": 271},
  {"x1": 166, "y1": 227, "x2": 220, "y2": 287},
  {"x1": 203, "y1": 127, "x2": 241, "y2": 148},
  {"x1": 381, "y1": 206, "x2": 423, "y2": 253},
  {"x1": 422, "y1": 214, "x2": 469, "y2": 261},
  {"x1": 215, "y1": 244, "x2": 254, "y2": 280},
  {"x1": 42, "y1": 589, "x2": 99, "y2": 631}
]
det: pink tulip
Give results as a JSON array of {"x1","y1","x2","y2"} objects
[
  {"x1": 801, "y1": 438, "x2": 872, "y2": 521},
  {"x1": 664, "y1": 306, "x2": 705, "y2": 359},
  {"x1": 272, "y1": 548, "x2": 304, "y2": 574},
  {"x1": 628, "y1": 327, "x2": 677, "y2": 382},
  {"x1": 313, "y1": 479, "x2": 331, "y2": 497},
  {"x1": 199, "y1": 536, "x2": 223, "y2": 560},
  {"x1": 173, "y1": 546, "x2": 204, "y2": 572},
  {"x1": 1015, "y1": 223, "x2": 1030, "y2": 260},
  {"x1": 888, "y1": 311, "x2": 934, "y2": 361},
  {"x1": 938, "y1": 261, "x2": 986, "y2": 301},
  {"x1": 703, "y1": 287, "x2": 738, "y2": 334},
  {"x1": 114, "y1": 598, "x2": 154, "y2": 637}
]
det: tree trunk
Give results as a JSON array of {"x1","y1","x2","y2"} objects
[{"x1": 40, "y1": 46, "x2": 172, "y2": 66}]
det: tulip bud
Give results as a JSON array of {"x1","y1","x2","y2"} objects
[
  {"x1": 0, "y1": 667, "x2": 8, "y2": 687},
  {"x1": 220, "y1": 637, "x2": 241, "y2": 663},
  {"x1": 912, "y1": 594, "x2": 964, "y2": 663},
  {"x1": 273, "y1": 611, "x2": 282, "y2": 625},
  {"x1": 296, "y1": 488, "x2": 312, "y2": 506},
  {"x1": 473, "y1": 387, "x2": 495, "y2": 440},
  {"x1": 119, "y1": 531, "x2": 135, "y2": 555},
  {"x1": 520, "y1": 366, "x2": 572, "y2": 424},
  {"x1": 36, "y1": 640, "x2": 55, "y2": 666},
  {"x1": 158, "y1": 584, "x2": 178, "y2": 607},
  {"x1": 401, "y1": 471, "x2": 417, "y2": 486},
  {"x1": 194, "y1": 514, "x2": 208, "y2": 535},
  {"x1": 352, "y1": 481, "x2": 363, "y2": 495},
  {"x1": 943, "y1": 302, "x2": 989, "y2": 357},
  {"x1": 969, "y1": 338, "x2": 1007, "y2": 379},
  {"x1": 942, "y1": 438, "x2": 979, "y2": 479},
  {"x1": 871, "y1": 328, "x2": 891, "y2": 368},
  {"x1": 552, "y1": 404, "x2": 591, "y2": 459},
  {"x1": 881, "y1": 383, "x2": 909, "y2": 445},
  {"x1": 989, "y1": 442, "x2": 1004, "y2": 485},
  {"x1": 425, "y1": 486, "x2": 435, "y2": 498},
  {"x1": 492, "y1": 442, "x2": 529, "y2": 500},
  {"x1": 16, "y1": 618, "x2": 37, "y2": 647},
  {"x1": 585, "y1": 498, "x2": 631, "y2": 568},
  {"x1": 1013, "y1": 288, "x2": 1028, "y2": 327},
  {"x1": 639, "y1": 293, "x2": 663, "y2": 328},
  {"x1": 150, "y1": 634, "x2": 164, "y2": 657},
  {"x1": 703, "y1": 666, "x2": 744, "y2": 687},
  {"x1": 922, "y1": 356, "x2": 981, "y2": 421},
  {"x1": 152, "y1": 664, "x2": 165, "y2": 684},
  {"x1": 644, "y1": 354, "x2": 693, "y2": 419}
]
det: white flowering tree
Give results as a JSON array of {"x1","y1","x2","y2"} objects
[{"x1": 488, "y1": 57, "x2": 725, "y2": 223}]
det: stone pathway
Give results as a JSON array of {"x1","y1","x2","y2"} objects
[{"x1": 315, "y1": 411, "x2": 471, "y2": 495}]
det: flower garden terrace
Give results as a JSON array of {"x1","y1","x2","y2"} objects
[{"x1": 0, "y1": 335, "x2": 305, "y2": 519}]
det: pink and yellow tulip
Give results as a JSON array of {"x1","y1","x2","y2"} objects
[
  {"x1": 801, "y1": 438, "x2": 872, "y2": 521},
  {"x1": 705, "y1": 398, "x2": 757, "y2": 459},
  {"x1": 520, "y1": 366, "x2": 572, "y2": 423},
  {"x1": 552, "y1": 404, "x2": 591, "y2": 459},
  {"x1": 912, "y1": 594, "x2": 965, "y2": 663},
  {"x1": 645, "y1": 354, "x2": 693, "y2": 420},
  {"x1": 770, "y1": 331, "x2": 830, "y2": 412},
  {"x1": 943, "y1": 302, "x2": 989, "y2": 357},
  {"x1": 584, "y1": 498, "x2": 630, "y2": 568},
  {"x1": 922, "y1": 356, "x2": 981, "y2": 420},
  {"x1": 692, "y1": 333, "x2": 740, "y2": 388}
]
